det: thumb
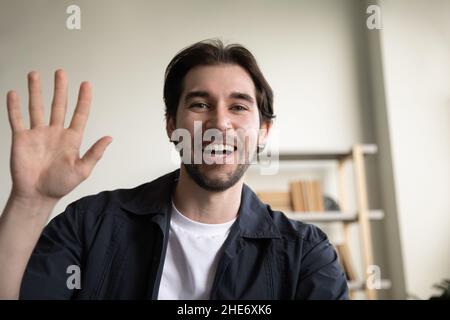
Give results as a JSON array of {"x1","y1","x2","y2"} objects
[{"x1": 77, "y1": 136, "x2": 113, "y2": 178}]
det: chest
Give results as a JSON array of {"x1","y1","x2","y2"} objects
[{"x1": 75, "y1": 218, "x2": 295, "y2": 299}]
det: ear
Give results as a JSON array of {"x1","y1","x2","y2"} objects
[
  {"x1": 166, "y1": 116, "x2": 176, "y2": 141},
  {"x1": 258, "y1": 120, "x2": 273, "y2": 146}
]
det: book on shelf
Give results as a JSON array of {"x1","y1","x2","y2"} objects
[
  {"x1": 289, "y1": 180, "x2": 324, "y2": 212},
  {"x1": 256, "y1": 180, "x2": 326, "y2": 213},
  {"x1": 289, "y1": 181, "x2": 304, "y2": 211}
]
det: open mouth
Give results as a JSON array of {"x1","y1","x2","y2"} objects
[{"x1": 202, "y1": 143, "x2": 238, "y2": 157}]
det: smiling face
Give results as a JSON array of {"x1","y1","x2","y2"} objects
[{"x1": 166, "y1": 63, "x2": 271, "y2": 191}]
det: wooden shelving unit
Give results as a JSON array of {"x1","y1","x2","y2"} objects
[{"x1": 256, "y1": 143, "x2": 388, "y2": 299}]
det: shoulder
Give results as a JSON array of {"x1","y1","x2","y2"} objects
[
  {"x1": 67, "y1": 169, "x2": 177, "y2": 217},
  {"x1": 268, "y1": 207, "x2": 331, "y2": 252},
  {"x1": 62, "y1": 183, "x2": 146, "y2": 221},
  {"x1": 243, "y1": 184, "x2": 330, "y2": 248},
  {"x1": 49, "y1": 170, "x2": 177, "y2": 237},
  {"x1": 264, "y1": 205, "x2": 327, "y2": 241}
]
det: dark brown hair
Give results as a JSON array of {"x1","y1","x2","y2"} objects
[{"x1": 163, "y1": 38, "x2": 275, "y2": 124}]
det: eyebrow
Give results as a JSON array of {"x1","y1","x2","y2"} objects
[
  {"x1": 184, "y1": 90, "x2": 255, "y2": 104},
  {"x1": 230, "y1": 92, "x2": 255, "y2": 104}
]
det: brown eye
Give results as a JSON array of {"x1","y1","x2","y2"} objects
[
  {"x1": 232, "y1": 105, "x2": 247, "y2": 112},
  {"x1": 190, "y1": 103, "x2": 209, "y2": 110}
]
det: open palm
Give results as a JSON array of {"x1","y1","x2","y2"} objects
[{"x1": 7, "y1": 70, "x2": 112, "y2": 202}]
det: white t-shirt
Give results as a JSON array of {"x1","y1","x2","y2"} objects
[{"x1": 157, "y1": 202, "x2": 236, "y2": 300}]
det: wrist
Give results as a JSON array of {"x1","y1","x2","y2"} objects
[
  {"x1": 9, "y1": 190, "x2": 59, "y2": 208},
  {"x1": 5, "y1": 192, "x2": 58, "y2": 221}
]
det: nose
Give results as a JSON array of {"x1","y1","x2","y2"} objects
[{"x1": 205, "y1": 104, "x2": 232, "y2": 131}]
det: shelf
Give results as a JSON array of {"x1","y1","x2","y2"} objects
[
  {"x1": 284, "y1": 210, "x2": 384, "y2": 222},
  {"x1": 348, "y1": 279, "x2": 392, "y2": 291},
  {"x1": 259, "y1": 144, "x2": 378, "y2": 161}
]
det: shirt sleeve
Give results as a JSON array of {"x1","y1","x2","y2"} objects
[
  {"x1": 295, "y1": 234, "x2": 349, "y2": 300},
  {"x1": 19, "y1": 201, "x2": 84, "y2": 300}
]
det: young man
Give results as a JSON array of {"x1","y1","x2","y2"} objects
[{"x1": 0, "y1": 39, "x2": 348, "y2": 299}]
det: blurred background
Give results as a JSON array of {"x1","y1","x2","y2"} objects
[{"x1": 0, "y1": 0, "x2": 448, "y2": 300}]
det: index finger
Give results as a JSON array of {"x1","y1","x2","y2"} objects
[{"x1": 69, "y1": 81, "x2": 92, "y2": 134}]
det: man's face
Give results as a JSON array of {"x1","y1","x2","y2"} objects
[{"x1": 167, "y1": 64, "x2": 270, "y2": 191}]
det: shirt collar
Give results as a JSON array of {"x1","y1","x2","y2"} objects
[
  {"x1": 119, "y1": 170, "x2": 178, "y2": 216},
  {"x1": 120, "y1": 169, "x2": 281, "y2": 239}
]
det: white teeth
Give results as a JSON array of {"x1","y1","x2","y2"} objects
[{"x1": 203, "y1": 144, "x2": 234, "y2": 153}]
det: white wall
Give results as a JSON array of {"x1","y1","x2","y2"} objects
[
  {"x1": 0, "y1": 0, "x2": 368, "y2": 219},
  {"x1": 378, "y1": 0, "x2": 450, "y2": 299}
]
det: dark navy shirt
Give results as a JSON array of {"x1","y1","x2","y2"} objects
[{"x1": 20, "y1": 169, "x2": 349, "y2": 299}]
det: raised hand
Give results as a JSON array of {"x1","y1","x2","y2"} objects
[{"x1": 6, "y1": 70, "x2": 112, "y2": 204}]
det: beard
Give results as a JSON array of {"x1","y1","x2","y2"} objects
[
  {"x1": 178, "y1": 131, "x2": 260, "y2": 192},
  {"x1": 183, "y1": 162, "x2": 250, "y2": 192}
]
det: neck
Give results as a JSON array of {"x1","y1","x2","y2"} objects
[{"x1": 172, "y1": 166, "x2": 243, "y2": 224}]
